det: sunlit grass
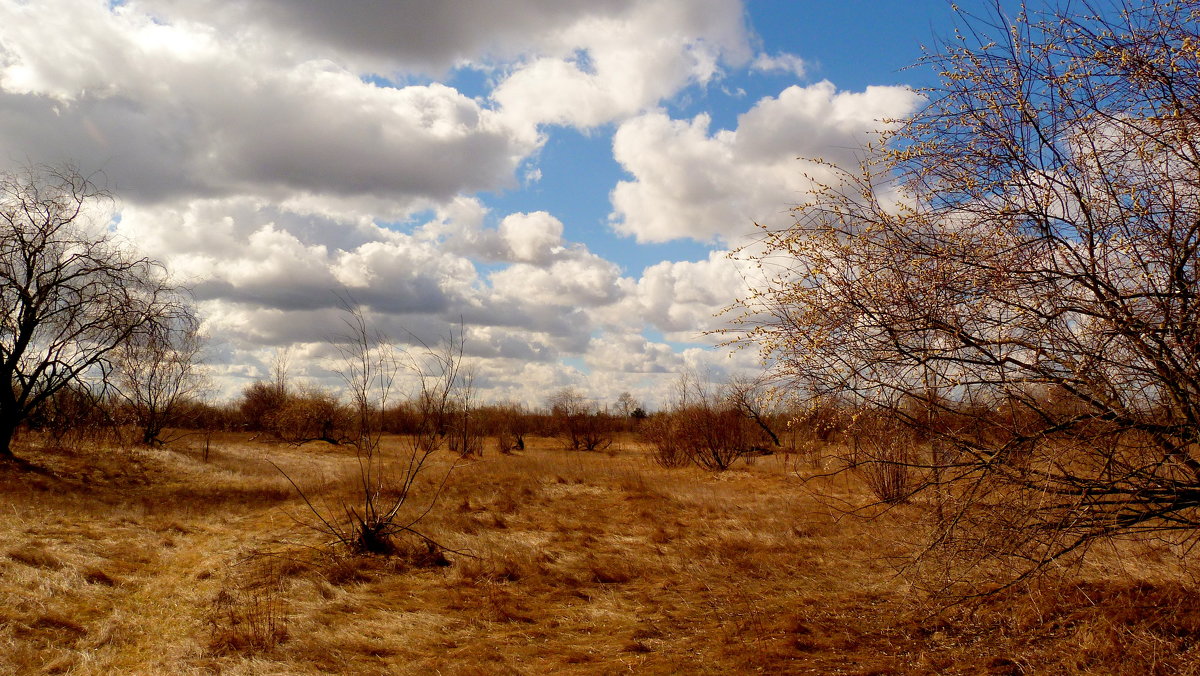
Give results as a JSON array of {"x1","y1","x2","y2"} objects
[{"x1": 1, "y1": 432, "x2": 1197, "y2": 674}]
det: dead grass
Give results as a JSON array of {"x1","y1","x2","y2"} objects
[{"x1": 0, "y1": 432, "x2": 1198, "y2": 674}]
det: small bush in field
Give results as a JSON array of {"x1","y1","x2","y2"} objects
[
  {"x1": 495, "y1": 428, "x2": 518, "y2": 455},
  {"x1": 447, "y1": 414, "x2": 484, "y2": 458},
  {"x1": 276, "y1": 304, "x2": 469, "y2": 562},
  {"x1": 548, "y1": 388, "x2": 616, "y2": 451},
  {"x1": 642, "y1": 405, "x2": 774, "y2": 471},
  {"x1": 642, "y1": 415, "x2": 690, "y2": 468},
  {"x1": 846, "y1": 411, "x2": 914, "y2": 504},
  {"x1": 273, "y1": 388, "x2": 353, "y2": 446}
]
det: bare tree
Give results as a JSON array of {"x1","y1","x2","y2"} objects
[
  {"x1": 615, "y1": 391, "x2": 638, "y2": 418},
  {"x1": 408, "y1": 321, "x2": 470, "y2": 452},
  {"x1": 728, "y1": 0, "x2": 1200, "y2": 585},
  {"x1": 0, "y1": 165, "x2": 190, "y2": 460},
  {"x1": 270, "y1": 345, "x2": 292, "y2": 402},
  {"x1": 614, "y1": 391, "x2": 645, "y2": 432},
  {"x1": 727, "y1": 373, "x2": 782, "y2": 448},
  {"x1": 548, "y1": 388, "x2": 586, "y2": 450},
  {"x1": 113, "y1": 310, "x2": 205, "y2": 446}
]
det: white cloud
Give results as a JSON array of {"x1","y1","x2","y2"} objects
[
  {"x1": 117, "y1": 199, "x2": 473, "y2": 319},
  {"x1": 491, "y1": 0, "x2": 751, "y2": 129},
  {"x1": 609, "y1": 81, "x2": 923, "y2": 243},
  {"x1": 0, "y1": 0, "x2": 537, "y2": 207},
  {"x1": 498, "y1": 212, "x2": 565, "y2": 264},
  {"x1": 118, "y1": 195, "x2": 629, "y2": 397},
  {"x1": 585, "y1": 333, "x2": 681, "y2": 374},
  {"x1": 416, "y1": 205, "x2": 572, "y2": 266},
  {"x1": 614, "y1": 251, "x2": 750, "y2": 341},
  {"x1": 751, "y1": 52, "x2": 807, "y2": 78},
  {"x1": 122, "y1": 0, "x2": 752, "y2": 134},
  {"x1": 0, "y1": 0, "x2": 925, "y2": 407},
  {"x1": 490, "y1": 253, "x2": 623, "y2": 308}
]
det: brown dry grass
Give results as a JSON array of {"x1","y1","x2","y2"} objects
[{"x1": 2, "y1": 432, "x2": 1199, "y2": 674}]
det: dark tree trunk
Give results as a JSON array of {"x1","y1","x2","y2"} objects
[
  {"x1": 141, "y1": 424, "x2": 160, "y2": 446},
  {"x1": 0, "y1": 417, "x2": 18, "y2": 459}
]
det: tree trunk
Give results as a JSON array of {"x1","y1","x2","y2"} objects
[
  {"x1": 0, "y1": 417, "x2": 17, "y2": 459},
  {"x1": 141, "y1": 424, "x2": 159, "y2": 446}
]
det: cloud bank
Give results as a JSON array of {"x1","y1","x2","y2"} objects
[{"x1": 0, "y1": 0, "x2": 921, "y2": 407}]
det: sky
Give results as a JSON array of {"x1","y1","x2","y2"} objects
[{"x1": 0, "y1": 0, "x2": 982, "y2": 409}]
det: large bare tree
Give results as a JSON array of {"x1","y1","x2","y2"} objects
[
  {"x1": 0, "y1": 165, "x2": 190, "y2": 460},
  {"x1": 730, "y1": 0, "x2": 1200, "y2": 585}
]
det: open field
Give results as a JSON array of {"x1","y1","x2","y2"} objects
[{"x1": 3, "y1": 434, "x2": 1200, "y2": 675}]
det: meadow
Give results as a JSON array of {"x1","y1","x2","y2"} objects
[{"x1": 3, "y1": 433, "x2": 1199, "y2": 675}]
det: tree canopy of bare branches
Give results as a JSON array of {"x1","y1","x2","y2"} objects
[
  {"x1": 729, "y1": 0, "x2": 1200, "y2": 584},
  {"x1": 0, "y1": 165, "x2": 192, "y2": 460},
  {"x1": 113, "y1": 309, "x2": 204, "y2": 446}
]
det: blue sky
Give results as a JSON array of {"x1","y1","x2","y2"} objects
[{"x1": 0, "y1": 0, "x2": 1016, "y2": 407}]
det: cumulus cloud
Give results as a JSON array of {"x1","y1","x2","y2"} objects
[
  {"x1": 492, "y1": 0, "x2": 751, "y2": 129},
  {"x1": 117, "y1": 195, "x2": 622, "y2": 387},
  {"x1": 117, "y1": 200, "x2": 475, "y2": 321},
  {"x1": 121, "y1": 0, "x2": 753, "y2": 133},
  {"x1": 585, "y1": 333, "x2": 681, "y2": 374},
  {"x1": 0, "y1": 0, "x2": 535, "y2": 207},
  {"x1": 609, "y1": 251, "x2": 750, "y2": 341},
  {"x1": 490, "y1": 253, "x2": 623, "y2": 308},
  {"x1": 417, "y1": 205, "x2": 574, "y2": 266},
  {"x1": 609, "y1": 81, "x2": 923, "y2": 243},
  {"x1": 0, "y1": 0, "x2": 925, "y2": 405},
  {"x1": 498, "y1": 212, "x2": 565, "y2": 264}
]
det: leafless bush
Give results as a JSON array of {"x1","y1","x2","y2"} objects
[
  {"x1": 681, "y1": 405, "x2": 764, "y2": 471},
  {"x1": 447, "y1": 412, "x2": 484, "y2": 458},
  {"x1": 641, "y1": 414, "x2": 690, "y2": 468},
  {"x1": 643, "y1": 371, "x2": 778, "y2": 471},
  {"x1": 238, "y1": 380, "x2": 287, "y2": 433},
  {"x1": 277, "y1": 303, "x2": 469, "y2": 560},
  {"x1": 494, "y1": 428, "x2": 517, "y2": 455},
  {"x1": 446, "y1": 369, "x2": 482, "y2": 459},
  {"x1": 641, "y1": 404, "x2": 769, "y2": 471},
  {"x1": 846, "y1": 411, "x2": 914, "y2": 504},
  {"x1": 25, "y1": 383, "x2": 119, "y2": 449},
  {"x1": 112, "y1": 309, "x2": 205, "y2": 446},
  {"x1": 272, "y1": 387, "x2": 353, "y2": 446},
  {"x1": 548, "y1": 388, "x2": 615, "y2": 451},
  {"x1": 488, "y1": 402, "x2": 533, "y2": 454}
]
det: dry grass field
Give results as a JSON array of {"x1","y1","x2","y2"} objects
[{"x1": 3, "y1": 433, "x2": 1200, "y2": 675}]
